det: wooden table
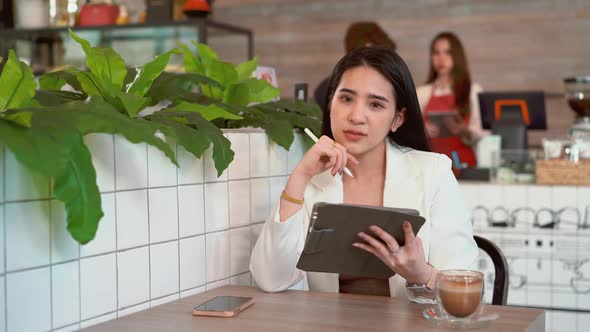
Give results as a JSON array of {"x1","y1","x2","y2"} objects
[{"x1": 83, "y1": 286, "x2": 545, "y2": 331}]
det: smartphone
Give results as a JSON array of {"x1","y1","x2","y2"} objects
[{"x1": 192, "y1": 296, "x2": 255, "y2": 318}]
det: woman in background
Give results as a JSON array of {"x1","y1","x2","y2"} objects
[{"x1": 417, "y1": 32, "x2": 486, "y2": 172}]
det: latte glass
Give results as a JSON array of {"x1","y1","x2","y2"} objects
[{"x1": 436, "y1": 270, "x2": 484, "y2": 319}]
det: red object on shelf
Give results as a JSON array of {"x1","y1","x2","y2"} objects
[
  {"x1": 79, "y1": 4, "x2": 120, "y2": 26},
  {"x1": 182, "y1": 0, "x2": 210, "y2": 14}
]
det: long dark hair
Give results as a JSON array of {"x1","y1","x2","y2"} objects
[
  {"x1": 322, "y1": 46, "x2": 431, "y2": 152},
  {"x1": 426, "y1": 31, "x2": 472, "y2": 118}
]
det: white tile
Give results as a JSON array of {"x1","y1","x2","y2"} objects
[
  {"x1": 205, "y1": 182, "x2": 229, "y2": 232},
  {"x1": 578, "y1": 313, "x2": 590, "y2": 332},
  {"x1": 117, "y1": 247, "x2": 150, "y2": 308},
  {"x1": 116, "y1": 190, "x2": 149, "y2": 250},
  {"x1": 115, "y1": 135, "x2": 148, "y2": 191},
  {"x1": 80, "y1": 313, "x2": 117, "y2": 329},
  {"x1": 118, "y1": 302, "x2": 149, "y2": 317},
  {"x1": 230, "y1": 227, "x2": 251, "y2": 276},
  {"x1": 250, "y1": 133, "x2": 269, "y2": 177},
  {"x1": 179, "y1": 235, "x2": 206, "y2": 291},
  {"x1": 250, "y1": 223, "x2": 264, "y2": 251},
  {"x1": 5, "y1": 149, "x2": 50, "y2": 201},
  {"x1": 0, "y1": 144, "x2": 4, "y2": 202},
  {"x1": 150, "y1": 293, "x2": 179, "y2": 308},
  {"x1": 230, "y1": 273, "x2": 251, "y2": 286},
  {"x1": 578, "y1": 187, "x2": 590, "y2": 228},
  {"x1": 229, "y1": 180, "x2": 250, "y2": 228},
  {"x1": 180, "y1": 286, "x2": 206, "y2": 299},
  {"x1": 84, "y1": 133, "x2": 115, "y2": 193},
  {"x1": 287, "y1": 132, "x2": 306, "y2": 173},
  {"x1": 0, "y1": 205, "x2": 4, "y2": 275},
  {"x1": 269, "y1": 176, "x2": 288, "y2": 212},
  {"x1": 0, "y1": 276, "x2": 5, "y2": 332},
  {"x1": 206, "y1": 278, "x2": 229, "y2": 290},
  {"x1": 269, "y1": 141, "x2": 288, "y2": 176},
  {"x1": 148, "y1": 143, "x2": 177, "y2": 188},
  {"x1": 204, "y1": 144, "x2": 228, "y2": 182},
  {"x1": 54, "y1": 323, "x2": 80, "y2": 332},
  {"x1": 527, "y1": 185, "x2": 553, "y2": 210},
  {"x1": 251, "y1": 178, "x2": 269, "y2": 223},
  {"x1": 150, "y1": 241, "x2": 179, "y2": 298},
  {"x1": 552, "y1": 291, "x2": 577, "y2": 310},
  {"x1": 51, "y1": 200, "x2": 80, "y2": 264},
  {"x1": 52, "y1": 261, "x2": 80, "y2": 328},
  {"x1": 227, "y1": 133, "x2": 250, "y2": 180},
  {"x1": 178, "y1": 185, "x2": 205, "y2": 237},
  {"x1": 7, "y1": 268, "x2": 51, "y2": 332},
  {"x1": 526, "y1": 288, "x2": 551, "y2": 307},
  {"x1": 5, "y1": 201, "x2": 50, "y2": 271},
  {"x1": 148, "y1": 187, "x2": 179, "y2": 243},
  {"x1": 177, "y1": 146, "x2": 204, "y2": 185},
  {"x1": 206, "y1": 231, "x2": 229, "y2": 282},
  {"x1": 551, "y1": 312, "x2": 577, "y2": 332},
  {"x1": 80, "y1": 254, "x2": 117, "y2": 320},
  {"x1": 81, "y1": 193, "x2": 116, "y2": 257}
]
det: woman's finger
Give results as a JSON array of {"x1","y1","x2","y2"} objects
[
  {"x1": 352, "y1": 242, "x2": 380, "y2": 258},
  {"x1": 402, "y1": 221, "x2": 416, "y2": 247},
  {"x1": 357, "y1": 231, "x2": 390, "y2": 258},
  {"x1": 369, "y1": 225, "x2": 400, "y2": 253}
]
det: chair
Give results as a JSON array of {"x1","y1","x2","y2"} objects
[{"x1": 474, "y1": 235, "x2": 509, "y2": 305}]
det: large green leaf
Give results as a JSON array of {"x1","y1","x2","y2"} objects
[
  {"x1": 149, "y1": 116, "x2": 211, "y2": 159},
  {"x1": 162, "y1": 101, "x2": 242, "y2": 121},
  {"x1": 164, "y1": 111, "x2": 233, "y2": 176},
  {"x1": 224, "y1": 78, "x2": 279, "y2": 106},
  {"x1": 179, "y1": 42, "x2": 204, "y2": 75},
  {"x1": 0, "y1": 110, "x2": 33, "y2": 127},
  {"x1": 127, "y1": 48, "x2": 181, "y2": 97},
  {"x1": 195, "y1": 42, "x2": 219, "y2": 65},
  {"x1": 235, "y1": 57, "x2": 258, "y2": 81},
  {"x1": 52, "y1": 131, "x2": 103, "y2": 244},
  {"x1": 69, "y1": 29, "x2": 127, "y2": 90},
  {"x1": 35, "y1": 90, "x2": 86, "y2": 106},
  {"x1": 0, "y1": 50, "x2": 37, "y2": 111},
  {"x1": 204, "y1": 60, "x2": 238, "y2": 89},
  {"x1": 75, "y1": 71, "x2": 108, "y2": 97},
  {"x1": 26, "y1": 98, "x2": 178, "y2": 166},
  {"x1": 115, "y1": 91, "x2": 151, "y2": 118},
  {"x1": 146, "y1": 72, "x2": 223, "y2": 104}
]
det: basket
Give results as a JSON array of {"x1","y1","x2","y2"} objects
[{"x1": 535, "y1": 159, "x2": 590, "y2": 185}]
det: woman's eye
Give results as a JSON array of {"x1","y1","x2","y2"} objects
[
  {"x1": 340, "y1": 95, "x2": 353, "y2": 103},
  {"x1": 370, "y1": 102, "x2": 384, "y2": 109}
]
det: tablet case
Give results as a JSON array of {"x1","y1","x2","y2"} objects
[{"x1": 296, "y1": 202, "x2": 425, "y2": 279}]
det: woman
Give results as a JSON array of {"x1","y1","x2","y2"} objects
[
  {"x1": 417, "y1": 32, "x2": 485, "y2": 171},
  {"x1": 250, "y1": 46, "x2": 478, "y2": 302}
]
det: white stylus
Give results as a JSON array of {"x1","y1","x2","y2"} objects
[{"x1": 303, "y1": 128, "x2": 354, "y2": 178}]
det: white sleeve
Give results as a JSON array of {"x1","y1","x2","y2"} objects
[
  {"x1": 249, "y1": 204, "x2": 307, "y2": 292},
  {"x1": 467, "y1": 82, "x2": 489, "y2": 143},
  {"x1": 427, "y1": 154, "x2": 479, "y2": 271}
]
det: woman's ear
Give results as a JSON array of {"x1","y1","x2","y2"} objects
[{"x1": 390, "y1": 107, "x2": 407, "y2": 132}]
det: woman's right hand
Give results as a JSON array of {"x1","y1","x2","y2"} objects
[
  {"x1": 425, "y1": 121, "x2": 440, "y2": 138},
  {"x1": 293, "y1": 135, "x2": 359, "y2": 180}
]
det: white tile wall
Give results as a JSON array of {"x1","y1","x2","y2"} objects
[
  {"x1": 51, "y1": 262, "x2": 80, "y2": 329},
  {"x1": 116, "y1": 189, "x2": 149, "y2": 250},
  {"x1": 2, "y1": 131, "x2": 291, "y2": 332},
  {"x1": 5, "y1": 149, "x2": 50, "y2": 201},
  {"x1": 204, "y1": 144, "x2": 228, "y2": 182},
  {"x1": 287, "y1": 132, "x2": 306, "y2": 173},
  {"x1": 7, "y1": 268, "x2": 51, "y2": 332},
  {"x1": 5, "y1": 201, "x2": 50, "y2": 271},
  {"x1": 84, "y1": 134, "x2": 115, "y2": 193},
  {"x1": 178, "y1": 185, "x2": 205, "y2": 237},
  {"x1": 148, "y1": 187, "x2": 179, "y2": 243},
  {"x1": 117, "y1": 247, "x2": 150, "y2": 309},
  {"x1": 0, "y1": 144, "x2": 4, "y2": 203},
  {"x1": 51, "y1": 200, "x2": 80, "y2": 264},
  {"x1": 150, "y1": 241, "x2": 179, "y2": 298}
]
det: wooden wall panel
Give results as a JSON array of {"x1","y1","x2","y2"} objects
[{"x1": 210, "y1": 0, "x2": 590, "y2": 146}]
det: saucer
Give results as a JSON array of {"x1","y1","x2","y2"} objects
[{"x1": 423, "y1": 306, "x2": 499, "y2": 330}]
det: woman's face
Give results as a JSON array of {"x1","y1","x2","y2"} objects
[
  {"x1": 431, "y1": 38, "x2": 453, "y2": 77},
  {"x1": 329, "y1": 65, "x2": 404, "y2": 157}
]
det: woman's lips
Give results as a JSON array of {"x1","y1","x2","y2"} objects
[{"x1": 343, "y1": 130, "x2": 366, "y2": 141}]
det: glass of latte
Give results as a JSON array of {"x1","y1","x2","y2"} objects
[{"x1": 436, "y1": 270, "x2": 484, "y2": 320}]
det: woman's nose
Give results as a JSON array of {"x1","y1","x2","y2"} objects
[{"x1": 348, "y1": 103, "x2": 366, "y2": 124}]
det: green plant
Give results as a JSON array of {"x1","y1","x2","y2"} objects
[{"x1": 0, "y1": 31, "x2": 321, "y2": 245}]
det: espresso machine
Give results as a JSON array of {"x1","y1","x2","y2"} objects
[{"x1": 564, "y1": 76, "x2": 590, "y2": 137}]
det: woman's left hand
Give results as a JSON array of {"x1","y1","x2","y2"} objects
[{"x1": 353, "y1": 221, "x2": 432, "y2": 284}]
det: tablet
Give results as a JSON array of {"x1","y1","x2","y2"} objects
[
  {"x1": 296, "y1": 202, "x2": 425, "y2": 279},
  {"x1": 427, "y1": 111, "x2": 462, "y2": 138}
]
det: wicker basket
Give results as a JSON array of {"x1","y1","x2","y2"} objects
[{"x1": 535, "y1": 159, "x2": 590, "y2": 185}]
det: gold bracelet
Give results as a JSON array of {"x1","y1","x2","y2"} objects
[{"x1": 281, "y1": 190, "x2": 304, "y2": 205}]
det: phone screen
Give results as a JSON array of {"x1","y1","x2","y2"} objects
[{"x1": 193, "y1": 296, "x2": 252, "y2": 312}]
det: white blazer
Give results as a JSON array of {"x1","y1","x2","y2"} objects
[{"x1": 250, "y1": 140, "x2": 478, "y2": 299}]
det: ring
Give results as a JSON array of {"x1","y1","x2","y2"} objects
[
  {"x1": 331, "y1": 142, "x2": 337, "y2": 149},
  {"x1": 391, "y1": 250, "x2": 400, "y2": 256}
]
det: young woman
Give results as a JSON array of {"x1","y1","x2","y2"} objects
[
  {"x1": 250, "y1": 46, "x2": 478, "y2": 302},
  {"x1": 417, "y1": 32, "x2": 486, "y2": 171}
]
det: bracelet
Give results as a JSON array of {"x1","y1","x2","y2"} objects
[{"x1": 281, "y1": 190, "x2": 304, "y2": 205}]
